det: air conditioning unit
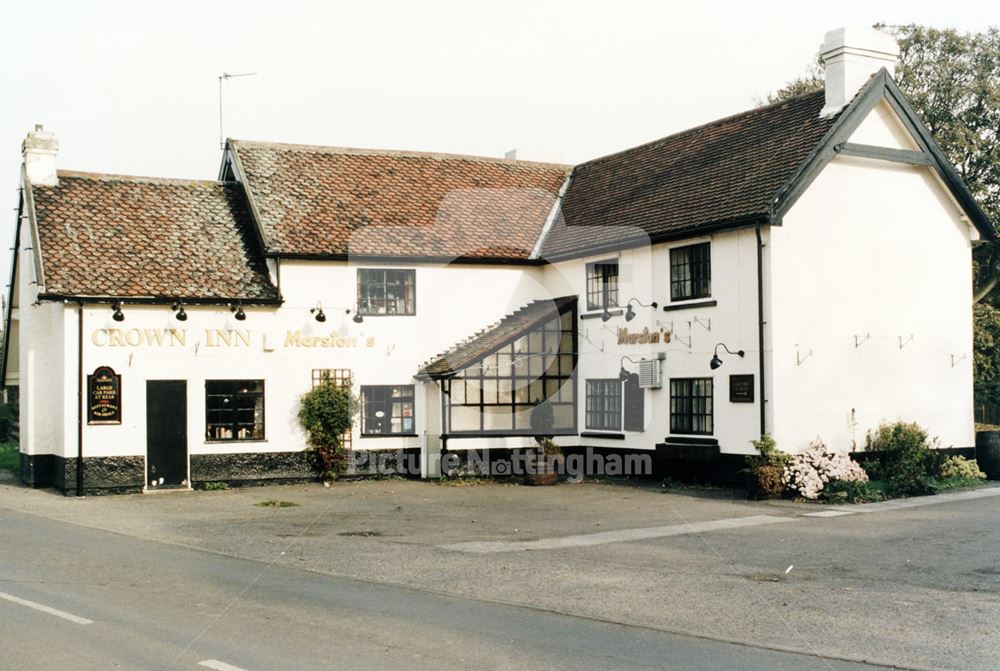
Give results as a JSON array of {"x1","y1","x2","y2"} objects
[{"x1": 637, "y1": 356, "x2": 663, "y2": 389}]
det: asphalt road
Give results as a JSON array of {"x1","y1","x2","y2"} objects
[{"x1": 0, "y1": 508, "x2": 894, "y2": 671}]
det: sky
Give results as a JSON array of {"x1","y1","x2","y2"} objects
[{"x1": 1, "y1": 0, "x2": 997, "y2": 282}]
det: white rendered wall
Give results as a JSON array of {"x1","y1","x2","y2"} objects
[
  {"x1": 848, "y1": 101, "x2": 920, "y2": 150},
  {"x1": 76, "y1": 261, "x2": 547, "y2": 463},
  {"x1": 768, "y1": 106, "x2": 978, "y2": 453},
  {"x1": 16, "y1": 212, "x2": 67, "y2": 457},
  {"x1": 543, "y1": 229, "x2": 764, "y2": 455}
]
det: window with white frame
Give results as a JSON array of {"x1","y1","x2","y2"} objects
[
  {"x1": 361, "y1": 385, "x2": 415, "y2": 435},
  {"x1": 669, "y1": 378, "x2": 713, "y2": 435},
  {"x1": 358, "y1": 269, "x2": 416, "y2": 315},
  {"x1": 585, "y1": 260, "x2": 619, "y2": 311},
  {"x1": 205, "y1": 380, "x2": 265, "y2": 441},
  {"x1": 669, "y1": 242, "x2": 711, "y2": 301},
  {"x1": 585, "y1": 378, "x2": 622, "y2": 431}
]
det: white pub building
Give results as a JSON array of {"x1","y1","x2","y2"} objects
[{"x1": 3, "y1": 28, "x2": 994, "y2": 493}]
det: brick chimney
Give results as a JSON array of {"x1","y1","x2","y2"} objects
[
  {"x1": 22, "y1": 124, "x2": 59, "y2": 186},
  {"x1": 819, "y1": 27, "x2": 899, "y2": 118}
]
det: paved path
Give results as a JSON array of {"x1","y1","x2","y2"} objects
[{"x1": 441, "y1": 487, "x2": 1000, "y2": 553}]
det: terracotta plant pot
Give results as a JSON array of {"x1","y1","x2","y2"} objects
[{"x1": 524, "y1": 453, "x2": 560, "y2": 486}]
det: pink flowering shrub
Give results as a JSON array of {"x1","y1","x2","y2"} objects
[{"x1": 782, "y1": 440, "x2": 869, "y2": 499}]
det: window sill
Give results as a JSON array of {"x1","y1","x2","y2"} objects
[
  {"x1": 358, "y1": 313, "x2": 416, "y2": 318},
  {"x1": 360, "y1": 433, "x2": 419, "y2": 438},
  {"x1": 664, "y1": 435, "x2": 717, "y2": 444},
  {"x1": 580, "y1": 431, "x2": 626, "y2": 440},
  {"x1": 205, "y1": 438, "x2": 268, "y2": 444},
  {"x1": 662, "y1": 299, "x2": 716, "y2": 312},
  {"x1": 580, "y1": 309, "x2": 623, "y2": 320}
]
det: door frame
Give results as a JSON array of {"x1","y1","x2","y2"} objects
[{"x1": 144, "y1": 379, "x2": 191, "y2": 492}]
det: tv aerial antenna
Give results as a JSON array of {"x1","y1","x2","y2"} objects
[{"x1": 218, "y1": 71, "x2": 257, "y2": 149}]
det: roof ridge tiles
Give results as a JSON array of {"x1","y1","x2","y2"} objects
[
  {"x1": 54, "y1": 170, "x2": 228, "y2": 188},
  {"x1": 577, "y1": 88, "x2": 828, "y2": 171},
  {"x1": 229, "y1": 139, "x2": 572, "y2": 171}
]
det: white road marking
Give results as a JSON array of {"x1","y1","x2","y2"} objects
[
  {"x1": 199, "y1": 661, "x2": 250, "y2": 671},
  {"x1": 802, "y1": 510, "x2": 856, "y2": 518},
  {"x1": 826, "y1": 486, "x2": 1000, "y2": 514},
  {"x1": 0, "y1": 591, "x2": 93, "y2": 625},
  {"x1": 440, "y1": 488, "x2": 1000, "y2": 554},
  {"x1": 439, "y1": 515, "x2": 794, "y2": 554}
]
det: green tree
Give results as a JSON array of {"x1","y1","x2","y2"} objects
[
  {"x1": 974, "y1": 304, "x2": 1000, "y2": 418},
  {"x1": 298, "y1": 383, "x2": 358, "y2": 480},
  {"x1": 761, "y1": 60, "x2": 822, "y2": 106},
  {"x1": 765, "y1": 24, "x2": 1000, "y2": 302}
]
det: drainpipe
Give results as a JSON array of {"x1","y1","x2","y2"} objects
[
  {"x1": 76, "y1": 301, "x2": 84, "y2": 496},
  {"x1": 755, "y1": 222, "x2": 767, "y2": 437},
  {"x1": 439, "y1": 380, "x2": 448, "y2": 475}
]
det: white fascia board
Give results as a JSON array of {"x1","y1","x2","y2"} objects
[
  {"x1": 529, "y1": 174, "x2": 572, "y2": 260},
  {"x1": 20, "y1": 166, "x2": 46, "y2": 296}
]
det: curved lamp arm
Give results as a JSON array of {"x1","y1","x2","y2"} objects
[
  {"x1": 624, "y1": 298, "x2": 659, "y2": 322},
  {"x1": 618, "y1": 355, "x2": 643, "y2": 381},
  {"x1": 710, "y1": 343, "x2": 745, "y2": 370}
]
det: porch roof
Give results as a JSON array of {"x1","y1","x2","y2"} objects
[{"x1": 416, "y1": 295, "x2": 577, "y2": 379}]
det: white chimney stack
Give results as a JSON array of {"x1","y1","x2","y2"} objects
[
  {"x1": 22, "y1": 124, "x2": 59, "y2": 186},
  {"x1": 819, "y1": 27, "x2": 899, "y2": 118}
]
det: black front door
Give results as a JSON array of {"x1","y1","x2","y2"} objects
[{"x1": 146, "y1": 380, "x2": 188, "y2": 489}]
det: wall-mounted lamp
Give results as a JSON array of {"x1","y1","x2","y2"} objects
[
  {"x1": 352, "y1": 305, "x2": 364, "y2": 324},
  {"x1": 229, "y1": 301, "x2": 246, "y2": 321},
  {"x1": 111, "y1": 300, "x2": 125, "y2": 322},
  {"x1": 625, "y1": 298, "x2": 659, "y2": 322},
  {"x1": 171, "y1": 302, "x2": 187, "y2": 322},
  {"x1": 601, "y1": 307, "x2": 612, "y2": 323},
  {"x1": 710, "y1": 343, "x2": 744, "y2": 370},
  {"x1": 310, "y1": 302, "x2": 326, "y2": 323},
  {"x1": 618, "y1": 355, "x2": 642, "y2": 382}
]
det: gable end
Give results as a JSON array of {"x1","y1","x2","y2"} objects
[{"x1": 772, "y1": 69, "x2": 996, "y2": 240}]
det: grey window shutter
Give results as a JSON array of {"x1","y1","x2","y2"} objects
[{"x1": 623, "y1": 373, "x2": 644, "y2": 432}]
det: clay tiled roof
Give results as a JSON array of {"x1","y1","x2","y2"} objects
[
  {"x1": 31, "y1": 172, "x2": 279, "y2": 302},
  {"x1": 541, "y1": 90, "x2": 839, "y2": 259},
  {"x1": 417, "y1": 295, "x2": 577, "y2": 379},
  {"x1": 230, "y1": 141, "x2": 570, "y2": 259}
]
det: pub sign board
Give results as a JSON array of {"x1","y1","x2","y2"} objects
[
  {"x1": 729, "y1": 374, "x2": 754, "y2": 403},
  {"x1": 88, "y1": 366, "x2": 122, "y2": 424}
]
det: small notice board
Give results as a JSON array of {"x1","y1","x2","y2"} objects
[
  {"x1": 88, "y1": 366, "x2": 122, "y2": 424},
  {"x1": 729, "y1": 374, "x2": 754, "y2": 403}
]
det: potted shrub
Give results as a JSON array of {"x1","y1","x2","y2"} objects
[
  {"x1": 525, "y1": 400, "x2": 562, "y2": 486},
  {"x1": 298, "y1": 383, "x2": 358, "y2": 482},
  {"x1": 746, "y1": 434, "x2": 789, "y2": 499}
]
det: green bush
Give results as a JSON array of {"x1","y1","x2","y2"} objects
[
  {"x1": 298, "y1": 384, "x2": 358, "y2": 481},
  {"x1": 865, "y1": 421, "x2": 939, "y2": 497},
  {"x1": 939, "y1": 456, "x2": 987, "y2": 480},
  {"x1": 748, "y1": 434, "x2": 789, "y2": 469},
  {"x1": 821, "y1": 478, "x2": 883, "y2": 503},
  {"x1": 747, "y1": 434, "x2": 790, "y2": 499},
  {"x1": 0, "y1": 441, "x2": 18, "y2": 473},
  {"x1": 0, "y1": 404, "x2": 16, "y2": 443}
]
